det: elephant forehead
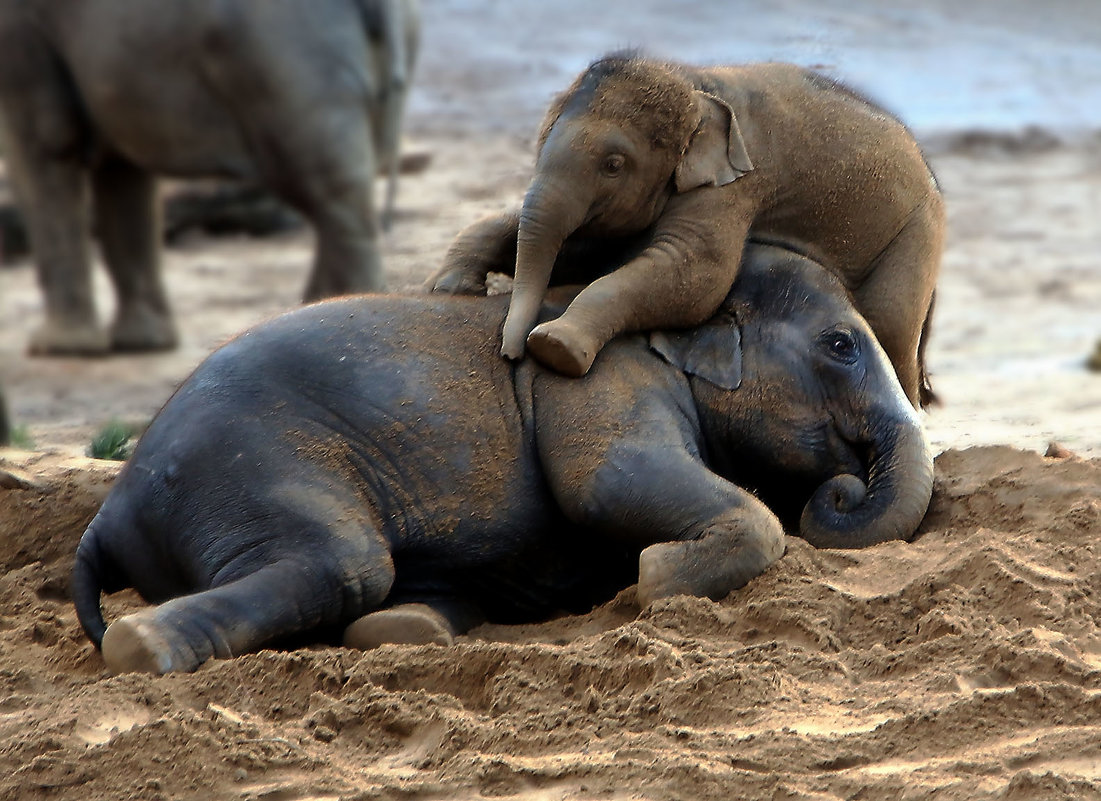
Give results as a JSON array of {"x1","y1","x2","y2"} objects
[{"x1": 573, "y1": 62, "x2": 697, "y2": 152}]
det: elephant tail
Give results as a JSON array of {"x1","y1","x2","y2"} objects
[{"x1": 71, "y1": 510, "x2": 122, "y2": 649}]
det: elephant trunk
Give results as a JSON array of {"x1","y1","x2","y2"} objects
[
  {"x1": 500, "y1": 177, "x2": 588, "y2": 360},
  {"x1": 799, "y1": 413, "x2": 934, "y2": 549}
]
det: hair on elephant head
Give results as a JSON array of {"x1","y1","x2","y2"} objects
[{"x1": 651, "y1": 244, "x2": 934, "y2": 549}]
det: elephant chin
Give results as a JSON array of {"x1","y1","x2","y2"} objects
[{"x1": 798, "y1": 419, "x2": 934, "y2": 549}]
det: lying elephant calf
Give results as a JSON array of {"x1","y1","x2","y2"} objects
[{"x1": 72, "y1": 244, "x2": 933, "y2": 674}]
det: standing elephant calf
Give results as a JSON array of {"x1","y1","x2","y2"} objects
[
  {"x1": 428, "y1": 54, "x2": 943, "y2": 407},
  {"x1": 0, "y1": 0, "x2": 418, "y2": 356},
  {"x1": 73, "y1": 245, "x2": 933, "y2": 675}
]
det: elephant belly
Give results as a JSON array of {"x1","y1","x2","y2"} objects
[
  {"x1": 51, "y1": 1, "x2": 257, "y2": 178},
  {"x1": 74, "y1": 71, "x2": 256, "y2": 179},
  {"x1": 388, "y1": 525, "x2": 639, "y2": 624}
]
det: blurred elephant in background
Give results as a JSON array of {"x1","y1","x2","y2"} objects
[{"x1": 0, "y1": 0, "x2": 420, "y2": 356}]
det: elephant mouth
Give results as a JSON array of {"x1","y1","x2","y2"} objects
[{"x1": 719, "y1": 424, "x2": 871, "y2": 532}]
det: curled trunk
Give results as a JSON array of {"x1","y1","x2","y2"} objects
[{"x1": 799, "y1": 417, "x2": 934, "y2": 549}]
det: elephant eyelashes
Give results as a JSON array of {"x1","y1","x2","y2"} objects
[
  {"x1": 602, "y1": 154, "x2": 626, "y2": 176},
  {"x1": 820, "y1": 328, "x2": 861, "y2": 364}
]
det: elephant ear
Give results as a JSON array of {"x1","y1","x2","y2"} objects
[
  {"x1": 649, "y1": 312, "x2": 743, "y2": 390},
  {"x1": 674, "y1": 92, "x2": 754, "y2": 193}
]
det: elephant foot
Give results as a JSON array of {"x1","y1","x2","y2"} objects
[
  {"x1": 637, "y1": 521, "x2": 786, "y2": 608},
  {"x1": 28, "y1": 320, "x2": 111, "y2": 356},
  {"x1": 111, "y1": 305, "x2": 179, "y2": 352},
  {"x1": 342, "y1": 603, "x2": 455, "y2": 650},
  {"x1": 101, "y1": 612, "x2": 200, "y2": 675},
  {"x1": 526, "y1": 319, "x2": 600, "y2": 377},
  {"x1": 425, "y1": 267, "x2": 487, "y2": 296}
]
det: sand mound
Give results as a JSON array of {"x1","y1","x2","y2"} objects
[{"x1": 0, "y1": 445, "x2": 1098, "y2": 800}]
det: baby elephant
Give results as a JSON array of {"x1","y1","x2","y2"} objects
[
  {"x1": 428, "y1": 54, "x2": 943, "y2": 407},
  {"x1": 73, "y1": 244, "x2": 933, "y2": 675}
]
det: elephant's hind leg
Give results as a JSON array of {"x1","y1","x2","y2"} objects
[
  {"x1": 102, "y1": 545, "x2": 395, "y2": 675},
  {"x1": 854, "y1": 195, "x2": 945, "y2": 408},
  {"x1": 343, "y1": 597, "x2": 484, "y2": 649},
  {"x1": 92, "y1": 156, "x2": 178, "y2": 351}
]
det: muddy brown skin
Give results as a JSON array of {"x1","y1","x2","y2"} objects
[
  {"x1": 428, "y1": 55, "x2": 943, "y2": 407},
  {"x1": 72, "y1": 245, "x2": 932, "y2": 675},
  {"x1": 0, "y1": 0, "x2": 417, "y2": 356}
]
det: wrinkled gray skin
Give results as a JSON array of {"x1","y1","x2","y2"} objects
[
  {"x1": 72, "y1": 244, "x2": 932, "y2": 675},
  {"x1": 0, "y1": 0, "x2": 418, "y2": 356}
]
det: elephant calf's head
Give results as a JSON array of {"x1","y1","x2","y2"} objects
[
  {"x1": 531, "y1": 53, "x2": 753, "y2": 237},
  {"x1": 501, "y1": 53, "x2": 756, "y2": 362},
  {"x1": 650, "y1": 245, "x2": 934, "y2": 550}
]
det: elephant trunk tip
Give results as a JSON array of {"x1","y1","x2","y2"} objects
[
  {"x1": 799, "y1": 420, "x2": 934, "y2": 550},
  {"x1": 500, "y1": 307, "x2": 534, "y2": 360}
]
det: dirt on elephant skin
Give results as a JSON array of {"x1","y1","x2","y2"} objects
[{"x1": 0, "y1": 444, "x2": 1098, "y2": 801}]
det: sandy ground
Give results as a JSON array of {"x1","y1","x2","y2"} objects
[{"x1": 1, "y1": 1, "x2": 1100, "y2": 799}]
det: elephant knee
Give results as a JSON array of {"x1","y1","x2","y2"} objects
[{"x1": 637, "y1": 510, "x2": 785, "y2": 607}]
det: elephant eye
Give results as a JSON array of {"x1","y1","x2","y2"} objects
[
  {"x1": 820, "y1": 328, "x2": 860, "y2": 364},
  {"x1": 602, "y1": 153, "x2": 626, "y2": 176}
]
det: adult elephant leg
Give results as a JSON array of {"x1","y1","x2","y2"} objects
[
  {"x1": 101, "y1": 526, "x2": 396, "y2": 675},
  {"x1": 854, "y1": 195, "x2": 945, "y2": 408},
  {"x1": 92, "y1": 156, "x2": 178, "y2": 351},
  {"x1": 0, "y1": 21, "x2": 108, "y2": 355},
  {"x1": 303, "y1": 186, "x2": 384, "y2": 300},
  {"x1": 1, "y1": 126, "x2": 107, "y2": 354},
  {"x1": 18, "y1": 156, "x2": 107, "y2": 355},
  {"x1": 277, "y1": 116, "x2": 383, "y2": 300},
  {"x1": 213, "y1": 8, "x2": 385, "y2": 300}
]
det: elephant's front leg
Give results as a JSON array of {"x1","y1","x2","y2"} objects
[
  {"x1": 424, "y1": 211, "x2": 520, "y2": 294},
  {"x1": 536, "y1": 357, "x2": 785, "y2": 604},
  {"x1": 636, "y1": 514, "x2": 782, "y2": 607},
  {"x1": 527, "y1": 201, "x2": 751, "y2": 377},
  {"x1": 555, "y1": 438, "x2": 784, "y2": 605}
]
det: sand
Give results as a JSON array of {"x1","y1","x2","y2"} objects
[
  {"x1": 1, "y1": 445, "x2": 1098, "y2": 801},
  {"x1": 1, "y1": 1, "x2": 1100, "y2": 799}
]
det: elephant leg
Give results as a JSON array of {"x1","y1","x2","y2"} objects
[
  {"x1": 0, "y1": 20, "x2": 108, "y2": 355},
  {"x1": 527, "y1": 234, "x2": 745, "y2": 377},
  {"x1": 636, "y1": 521, "x2": 782, "y2": 607},
  {"x1": 207, "y1": 16, "x2": 385, "y2": 300},
  {"x1": 304, "y1": 191, "x2": 384, "y2": 300},
  {"x1": 374, "y1": 0, "x2": 418, "y2": 232},
  {"x1": 853, "y1": 196, "x2": 945, "y2": 408},
  {"x1": 536, "y1": 357, "x2": 785, "y2": 603},
  {"x1": 343, "y1": 597, "x2": 482, "y2": 649},
  {"x1": 273, "y1": 126, "x2": 382, "y2": 300},
  {"x1": 424, "y1": 211, "x2": 521, "y2": 294},
  {"x1": 17, "y1": 157, "x2": 107, "y2": 355},
  {"x1": 101, "y1": 531, "x2": 396, "y2": 675},
  {"x1": 91, "y1": 156, "x2": 178, "y2": 351}
]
